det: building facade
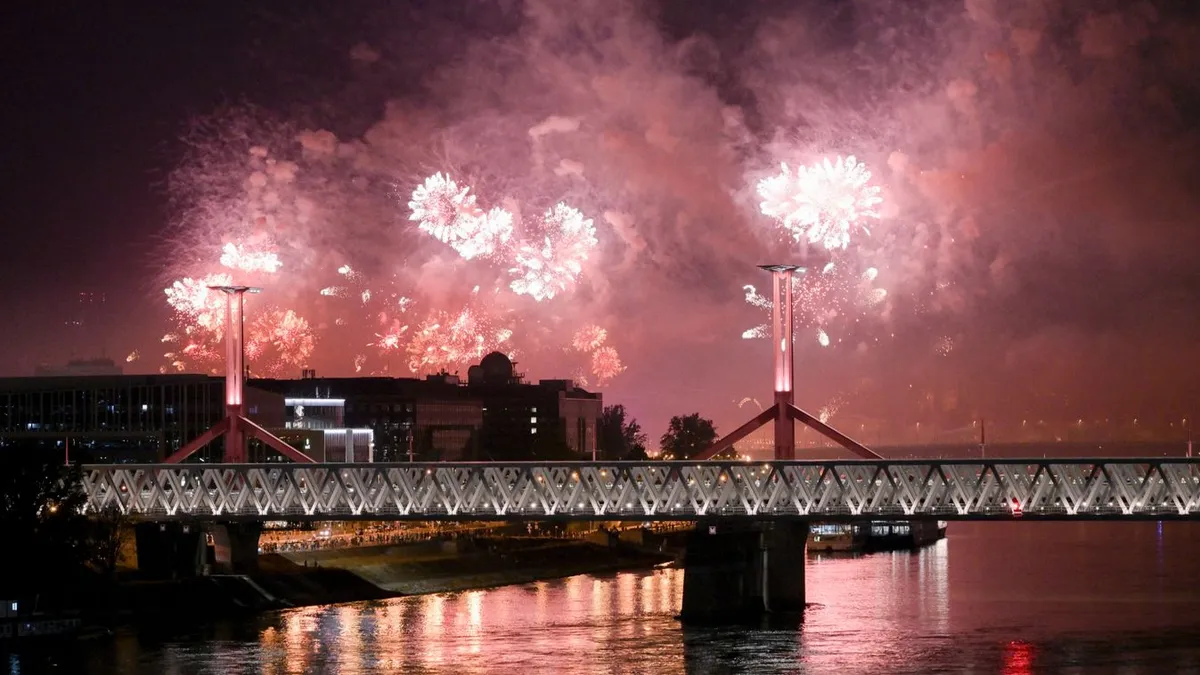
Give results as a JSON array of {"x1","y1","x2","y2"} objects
[
  {"x1": 0, "y1": 353, "x2": 601, "y2": 464},
  {"x1": 0, "y1": 374, "x2": 283, "y2": 463},
  {"x1": 254, "y1": 352, "x2": 602, "y2": 462}
]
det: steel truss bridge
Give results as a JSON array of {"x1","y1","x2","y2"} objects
[{"x1": 80, "y1": 459, "x2": 1200, "y2": 522}]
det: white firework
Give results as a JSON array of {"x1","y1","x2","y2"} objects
[
  {"x1": 509, "y1": 202, "x2": 597, "y2": 301},
  {"x1": 450, "y1": 207, "x2": 514, "y2": 260},
  {"x1": 219, "y1": 241, "x2": 282, "y2": 274},
  {"x1": 408, "y1": 173, "x2": 482, "y2": 244},
  {"x1": 408, "y1": 173, "x2": 513, "y2": 260},
  {"x1": 757, "y1": 155, "x2": 882, "y2": 250},
  {"x1": 164, "y1": 273, "x2": 233, "y2": 336}
]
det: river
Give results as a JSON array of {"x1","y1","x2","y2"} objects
[{"x1": 9, "y1": 521, "x2": 1200, "y2": 674}]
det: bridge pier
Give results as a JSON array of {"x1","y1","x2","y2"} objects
[
  {"x1": 680, "y1": 521, "x2": 808, "y2": 623},
  {"x1": 134, "y1": 522, "x2": 206, "y2": 580},
  {"x1": 209, "y1": 522, "x2": 263, "y2": 574}
]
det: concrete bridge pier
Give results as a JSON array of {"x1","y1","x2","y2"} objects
[
  {"x1": 134, "y1": 522, "x2": 206, "y2": 580},
  {"x1": 209, "y1": 522, "x2": 263, "y2": 574},
  {"x1": 680, "y1": 521, "x2": 809, "y2": 623}
]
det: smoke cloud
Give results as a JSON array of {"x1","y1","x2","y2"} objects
[{"x1": 154, "y1": 0, "x2": 1200, "y2": 440}]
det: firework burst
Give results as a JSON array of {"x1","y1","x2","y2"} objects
[
  {"x1": 757, "y1": 155, "x2": 882, "y2": 250},
  {"x1": 590, "y1": 346, "x2": 625, "y2": 385},
  {"x1": 157, "y1": 108, "x2": 624, "y2": 387},
  {"x1": 571, "y1": 325, "x2": 608, "y2": 352},
  {"x1": 219, "y1": 237, "x2": 282, "y2": 274},
  {"x1": 509, "y1": 203, "x2": 598, "y2": 301},
  {"x1": 407, "y1": 173, "x2": 513, "y2": 260},
  {"x1": 164, "y1": 273, "x2": 233, "y2": 338},
  {"x1": 405, "y1": 306, "x2": 514, "y2": 375},
  {"x1": 248, "y1": 308, "x2": 316, "y2": 374},
  {"x1": 741, "y1": 262, "x2": 887, "y2": 346}
]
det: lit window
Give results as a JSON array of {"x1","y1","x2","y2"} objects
[
  {"x1": 531, "y1": 407, "x2": 537, "y2": 413},
  {"x1": 530, "y1": 416, "x2": 537, "y2": 424},
  {"x1": 531, "y1": 428, "x2": 538, "y2": 434},
  {"x1": 141, "y1": 404, "x2": 149, "y2": 412}
]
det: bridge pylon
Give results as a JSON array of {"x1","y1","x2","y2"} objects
[
  {"x1": 697, "y1": 264, "x2": 880, "y2": 461},
  {"x1": 163, "y1": 285, "x2": 314, "y2": 464}
]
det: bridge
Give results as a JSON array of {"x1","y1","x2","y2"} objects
[
  {"x1": 94, "y1": 271, "x2": 1198, "y2": 622},
  {"x1": 82, "y1": 458, "x2": 1200, "y2": 522}
]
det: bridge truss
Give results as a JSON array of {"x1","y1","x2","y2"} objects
[{"x1": 79, "y1": 460, "x2": 1200, "y2": 522}]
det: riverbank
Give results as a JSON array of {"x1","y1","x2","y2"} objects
[{"x1": 107, "y1": 536, "x2": 675, "y2": 623}]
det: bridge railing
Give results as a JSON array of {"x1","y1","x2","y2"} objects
[{"x1": 79, "y1": 460, "x2": 1200, "y2": 522}]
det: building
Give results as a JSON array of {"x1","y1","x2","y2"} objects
[
  {"x1": 0, "y1": 353, "x2": 602, "y2": 464},
  {"x1": 254, "y1": 352, "x2": 602, "y2": 462},
  {"x1": 34, "y1": 357, "x2": 123, "y2": 377},
  {"x1": 0, "y1": 374, "x2": 283, "y2": 463},
  {"x1": 278, "y1": 394, "x2": 374, "y2": 462}
]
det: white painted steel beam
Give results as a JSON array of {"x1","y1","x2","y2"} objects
[{"x1": 78, "y1": 461, "x2": 1200, "y2": 522}]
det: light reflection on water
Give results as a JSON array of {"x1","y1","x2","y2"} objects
[{"x1": 12, "y1": 522, "x2": 1200, "y2": 674}]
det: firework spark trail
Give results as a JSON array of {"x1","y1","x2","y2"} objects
[
  {"x1": 741, "y1": 263, "x2": 886, "y2": 346},
  {"x1": 735, "y1": 397, "x2": 764, "y2": 411},
  {"x1": 818, "y1": 394, "x2": 846, "y2": 424},
  {"x1": 572, "y1": 325, "x2": 608, "y2": 352},
  {"x1": 757, "y1": 156, "x2": 882, "y2": 251},
  {"x1": 509, "y1": 203, "x2": 598, "y2": 301}
]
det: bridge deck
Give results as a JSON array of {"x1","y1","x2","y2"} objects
[{"x1": 80, "y1": 459, "x2": 1200, "y2": 522}]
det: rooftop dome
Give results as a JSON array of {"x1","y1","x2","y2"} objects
[{"x1": 479, "y1": 351, "x2": 514, "y2": 383}]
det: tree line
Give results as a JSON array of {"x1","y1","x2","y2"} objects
[
  {"x1": 0, "y1": 443, "x2": 127, "y2": 609},
  {"x1": 598, "y1": 405, "x2": 732, "y2": 460}
]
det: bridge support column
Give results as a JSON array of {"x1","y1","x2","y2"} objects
[
  {"x1": 680, "y1": 521, "x2": 808, "y2": 623},
  {"x1": 209, "y1": 522, "x2": 262, "y2": 574},
  {"x1": 134, "y1": 522, "x2": 205, "y2": 580}
]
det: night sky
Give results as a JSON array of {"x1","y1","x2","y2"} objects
[{"x1": 4, "y1": 1, "x2": 1200, "y2": 444}]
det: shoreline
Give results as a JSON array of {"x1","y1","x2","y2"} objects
[{"x1": 108, "y1": 536, "x2": 679, "y2": 627}]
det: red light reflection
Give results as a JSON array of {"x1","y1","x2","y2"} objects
[{"x1": 1002, "y1": 640, "x2": 1035, "y2": 675}]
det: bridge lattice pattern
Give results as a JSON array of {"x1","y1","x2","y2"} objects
[{"x1": 80, "y1": 460, "x2": 1200, "y2": 522}]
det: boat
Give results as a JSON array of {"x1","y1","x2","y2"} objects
[
  {"x1": 0, "y1": 616, "x2": 84, "y2": 640},
  {"x1": 807, "y1": 520, "x2": 947, "y2": 553},
  {"x1": 808, "y1": 523, "x2": 864, "y2": 552}
]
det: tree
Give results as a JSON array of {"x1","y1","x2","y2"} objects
[
  {"x1": 660, "y1": 413, "x2": 718, "y2": 460},
  {"x1": 0, "y1": 446, "x2": 98, "y2": 604},
  {"x1": 88, "y1": 507, "x2": 133, "y2": 579},
  {"x1": 530, "y1": 433, "x2": 577, "y2": 461},
  {"x1": 598, "y1": 405, "x2": 648, "y2": 460}
]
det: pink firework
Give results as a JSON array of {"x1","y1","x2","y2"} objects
[
  {"x1": 590, "y1": 346, "x2": 625, "y2": 385},
  {"x1": 405, "y1": 306, "x2": 513, "y2": 375},
  {"x1": 509, "y1": 203, "x2": 598, "y2": 301},
  {"x1": 249, "y1": 308, "x2": 316, "y2": 371},
  {"x1": 571, "y1": 325, "x2": 608, "y2": 352},
  {"x1": 757, "y1": 155, "x2": 882, "y2": 250}
]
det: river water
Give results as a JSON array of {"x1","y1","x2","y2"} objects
[{"x1": 10, "y1": 521, "x2": 1200, "y2": 674}]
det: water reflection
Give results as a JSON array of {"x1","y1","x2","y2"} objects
[{"x1": 16, "y1": 522, "x2": 1200, "y2": 674}]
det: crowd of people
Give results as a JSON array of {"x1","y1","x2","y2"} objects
[{"x1": 256, "y1": 520, "x2": 694, "y2": 554}]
